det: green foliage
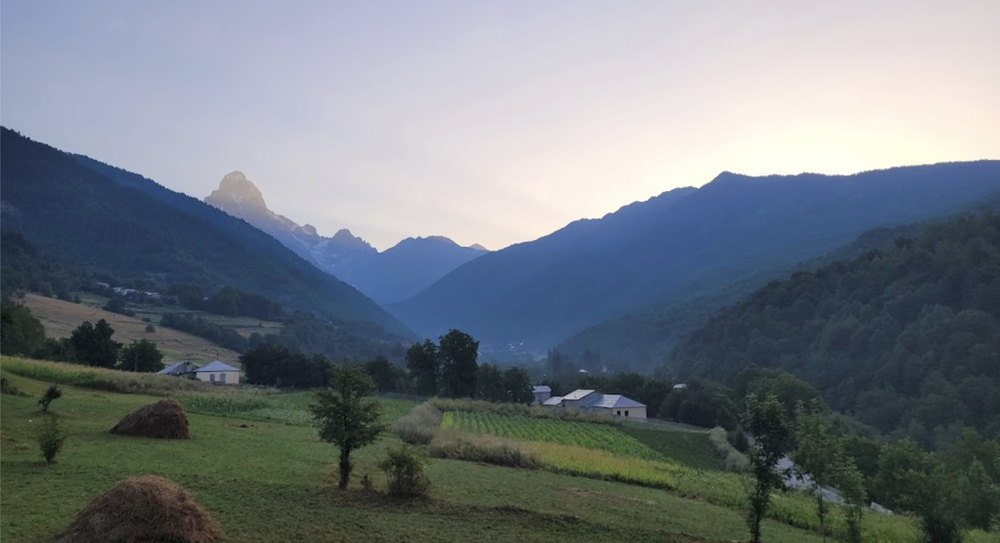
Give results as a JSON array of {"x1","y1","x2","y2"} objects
[
  {"x1": 378, "y1": 444, "x2": 431, "y2": 498},
  {"x1": 37, "y1": 384, "x2": 62, "y2": 413},
  {"x1": 101, "y1": 296, "x2": 135, "y2": 316},
  {"x1": 0, "y1": 299, "x2": 46, "y2": 356},
  {"x1": 672, "y1": 213, "x2": 1000, "y2": 439},
  {"x1": 427, "y1": 432, "x2": 541, "y2": 469},
  {"x1": 428, "y1": 397, "x2": 621, "y2": 426},
  {"x1": 393, "y1": 402, "x2": 443, "y2": 445},
  {"x1": 363, "y1": 356, "x2": 409, "y2": 394},
  {"x1": 406, "y1": 340, "x2": 439, "y2": 396},
  {"x1": 577, "y1": 372, "x2": 673, "y2": 418},
  {"x1": 69, "y1": 319, "x2": 122, "y2": 368},
  {"x1": 311, "y1": 364, "x2": 387, "y2": 489},
  {"x1": 3, "y1": 356, "x2": 208, "y2": 395},
  {"x1": 792, "y1": 401, "x2": 843, "y2": 543},
  {"x1": 659, "y1": 380, "x2": 740, "y2": 430},
  {"x1": 144, "y1": 324, "x2": 156, "y2": 333},
  {"x1": 0, "y1": 376, "x2": 26, "y2": 396},
  {"x1": 438, "y1": 329, "x2": 479, "y2": 398},
  {"x1": 37, "y1": 414, "x2": 65, "y2": 464},
  {"x1": 836, "y1": 459, "x2": 867, "y2": 543},
  {"x1": 743, "y1": 393, "x2": 792, "y2": 543},
  {"x1": 240, "y1": 342, "x2": 331, "y2": 388},
  {"x1": 709, "y1": 427, "x2": 749, "y2": 472},
  {"x1": 160, "y1": 312, "x2": 248, "y2": 352},
  {"x1": 475, "y1": 364, "x2": 533, "y2": 404},
  {"x1": 118, "y1": 339, "x2": 164, "y2": 373}
]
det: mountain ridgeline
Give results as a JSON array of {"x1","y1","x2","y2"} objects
[
  {"x1": 390, "y1": 162, "x2": 1000, "y2": 355},
  {"x1": 670, "y1": 212, "x2": 1000, "y2": 440},
  {"x1": 203, "y1": 172, "x2": 488, "y2": 304},
  {"x1": 0, "y1": 128, "x2": 412, "y2": 345}
]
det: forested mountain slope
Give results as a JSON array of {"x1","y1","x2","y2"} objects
[
  {"x1": 670, "y1": 212, "x2": 1000, "y2": 440},
  {"x1": 0, "y1": 128, "x2": 412, "y2": 338},
  {"x1": 392, "y1": 162, "x2": 1000, "y2": 352}
]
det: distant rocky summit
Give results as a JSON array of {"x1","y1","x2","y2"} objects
[{"x1": 204, "y1": 172, "x2": 487, "y2": 304}]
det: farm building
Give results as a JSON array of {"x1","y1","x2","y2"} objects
[
  {"x1": 532, "y1": 385, "x2": 551, "y2": 405},
  {"x1": 158, "y1": 361, "x2": 199, "y2": 378},
  {"x1": 192, "y1": 361, "x2": 240, "y2": 385},
  {"x1": 542, "y1": 389, "x2": 647, "y2": 420}
]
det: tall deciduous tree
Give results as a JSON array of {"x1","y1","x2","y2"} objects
[
  {"x1": 118, "y1": 339, "x2": 164, "y2": 373},
  {"x1": 406, "y1": 340, "x2": 439, "y2": 396},
  {"x1": 792, "y1": 400, "x2": 841, "y2": 543},
  {"x1": 503, "y1": 367, "x2": 534, "y2": 405},
  {"x1": 438, "y1": 329, "x2": 478, "y2": 398},
  {"x1": 742, "y1": 393, "x2": 791, "y2": 543},
  {"x1": 311, "y1": 364, "x2": 387, "y2": 490},
  {"x1": 70, "y1": 319, "x2": 121, "y2": 368},
  {"x1": 0, "y1": 300, "x2": 46, "y2": 356}
]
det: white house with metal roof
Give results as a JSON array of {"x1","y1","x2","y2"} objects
[
  {"x1": 193, "y1": 360, "x2": 240, "y2": 385},
  {"x1": 532, "y1": 385, "x2": 552, "y2": 405},
  {"x1": 158, "y1": 361, "x2": 199, "y2": 378},
  {"x1": 541, "y1": 388, "x2": 647, "y2": 420}
]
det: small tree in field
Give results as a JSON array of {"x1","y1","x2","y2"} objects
[
  {"x1": 311, "y1": 364, "x2": 386, "y2": 490},
  {"x1": 743, "y1": 393, "x2": 791, "y2": 543},
  {"x1": 38, "y1": 384, "x2": 62, "y2": 413},
  {"x1": 379, "y1": 444, "x2": 431, "y2": 498},
  {"x1": 38, "y1": 415, "x2": 65, "y2": 463}
]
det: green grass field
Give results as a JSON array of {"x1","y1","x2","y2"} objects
[{"x1": 3, "y1": 357, "x2": 996, "y2": 543}]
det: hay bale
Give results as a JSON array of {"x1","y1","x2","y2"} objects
[
  {"x1": 111, "y1": 399, "x2": 190, "y2": 439},
  {"x1": 57, "y1": 475, "x2": 226, "y2": 543}
]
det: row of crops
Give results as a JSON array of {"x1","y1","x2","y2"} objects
[{"x1": 441, "y1": 410, "x2": 666, "y2": 462}]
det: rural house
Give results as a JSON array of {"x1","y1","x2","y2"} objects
[
  {"x1": 193, "y1": 361, "x2": 241, "y2": 385},
  {"x1": 532, "y1": 385, "x2": 552, "y2": 405},
  {"x1": 542, "y1": 388, "x2": 647, "y2": 420}
]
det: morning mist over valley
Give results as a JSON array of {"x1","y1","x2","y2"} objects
[{"x1": 2, "y1": 2, "x2": 999, "y2": 543}]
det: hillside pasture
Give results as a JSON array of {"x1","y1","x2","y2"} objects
[
  {"x1": 0, "y1": 360, "x2": 846, "y2": 543},
  {"x1": 20, "y1": 293, "x2": 241, "y2": 365}
]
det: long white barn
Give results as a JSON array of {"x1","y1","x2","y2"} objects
[{"x1": 540, "y1": 388, "x2": 647, "y2": 420}]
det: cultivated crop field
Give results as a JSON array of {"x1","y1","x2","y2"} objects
[{"x1": 441, "y1": 410, "x2": 665, "y2": 461}]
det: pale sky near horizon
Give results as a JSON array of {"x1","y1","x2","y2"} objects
[{"x1": 3, "y1": 1, "x2": 999, "y2": 251}]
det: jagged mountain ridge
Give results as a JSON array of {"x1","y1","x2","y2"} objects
[
  {"x1": 389, "y1": 161, "x2": 1000, "y2": 354},
  {"x1": 1, "y1": 127, "x2": 412, "y2": 340},
  {"x1": 203, "y1": 172, "x2": 487, "y2": 304}
]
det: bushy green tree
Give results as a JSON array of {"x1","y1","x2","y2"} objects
[
  {"x1": 311, "y1": 364, "x2": 387, "y2": 490},
  {"x1": 792, "y1": 400, "x2": 842, "y2": 543},
  {"x1": 406, "y1": 340, "x2": 439, "y2": 396},
  {"x1": 438, "y1": 329, "x2": 479, "y2": 398},
  {"x1": 364, "y1": 355, "x2": 408, "y2": 394},
  {"x1": 379, "y1": 444, "x2": 430, "y2": 498},
  {"x1": 118, "y1": 339, "x2": 164, "y2": 372},
  {"x1": 69, "y1": 319, "x2": 121, "y2": 367},
  {"x1": 0, "y1": 299, "x2": 46, "y2": 356},
  {"x1": 38, "y1": 414, "x2": 65, "y2": 464},
  {"x1": 38, "y1": 384, "x2": 62, "y2": 413},
  {"x1": 742, "y1": 393, "x2": 791, "y2": 543},
  {"x1": 503, "y1": 367, "x2": 534, "y2": 405}
]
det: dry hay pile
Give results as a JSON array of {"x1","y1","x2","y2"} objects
[
  {"x1": 110, "y1": 399, "x2": 190, "y2": 439},
  {"x1": 57, "y1": 475, "x2": 226, "y2": 543}
]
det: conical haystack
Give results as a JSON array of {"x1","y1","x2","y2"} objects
[
  {"x1": 57, "y1": 475, "x2": 226, "y2": 543},
  {"x1": 110, "y1": 399, "x2": 190, "y2": 439}
]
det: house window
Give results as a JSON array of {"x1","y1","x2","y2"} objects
[
  {"x1": 617, "y1": 410, "x2": 621, "y2": 416},
  {"x1": 625, "y1": 410, "x2": 629, "y2": 417},
  {"x1": 220, "y1": 373, "x2": 227, "y2": 384},
  {"x1": 210, "y1": 374, "x2": 215, "y2": 382}
]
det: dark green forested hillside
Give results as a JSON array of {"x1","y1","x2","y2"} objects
[
  {"x1": 0, "y1": 128, "x2": 411, "y2": 341},
  {"x1": 670, "y1": 212, "x2": 1000, "y2": 441}
]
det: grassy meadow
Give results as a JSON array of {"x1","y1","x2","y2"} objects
[{"x1": 3, "y1": 357, "x2": 997, "y2": 543}]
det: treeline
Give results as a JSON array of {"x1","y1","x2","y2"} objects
[
  {"x1": 1, "y1": 300, "x2": 163, "y2": 372},
  {"x1": 670, "y1": 212, "x2": 1000, "y2": 443},
  {"x1": 159, "y1": 313, "x2": 248, "y2": 352},
  {"x1": 406, "y1": 330, "x2": 533, "y2": 404},
  {"x1": 168, "y1": 284, "x2": 282, "y2": 321},
  {"x1": 237, "y1": 330, "x2": 532, "y2": 403}
]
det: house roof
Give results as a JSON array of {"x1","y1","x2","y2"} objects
[
  {"x1": 562, "y1": 389, "x2": 596, "y2": 401},
  {"x1": 533, "y1": 385, "x2": 551, "y2": 393},
  {"x1": 194, "y1": 361, "x2": 239, "y2": 373},
  {"x1": 587, "y1": 394, "x2": 646, "y2": 409},
  {"x1": 542, "y1": 396, "x2": 564, "y2": 406},
  {"x1": 158, "y1": 361, "x2": 197, "y2": 375}
]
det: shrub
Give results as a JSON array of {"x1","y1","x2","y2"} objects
[
  {"x1": 429, "y1": 397, "x2": 621, "y2": 426},
  {"x1": 379, "y1": 444, "x2": 431, "y2": 498},
  {"x1": 1, "y1": 376, "x2": 26, "y2": 396},
  {"x1": 393, "y1": 402, "x2": 442, "y2": 445},
  {"x1": 709, "y1": 427, "x2": 749, "y2": 472},
  {"x1": 38, "y1": 415, "x2": 65, "y2": 463},
  {"x1": 427, "y1": 431, "x2": 541, "y2": 469},
  {"x1": 145, "y1": 324, "x2": 156, "y2": 333},
  {"x1": 38, "y1": 384, "x2": 62, "y2": 412},
  {"x1": 360, "y1": 473, "x2": 374, "y2": 491}
]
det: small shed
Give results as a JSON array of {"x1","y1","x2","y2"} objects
[
  {"x1": 532, "y1": 385, "x2": 552, "y2": 405},
  {"x1": 193, "y1": 361, "x2": 240, "y2": 385}
]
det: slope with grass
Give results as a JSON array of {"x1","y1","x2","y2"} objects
[
  {"x1": 1, "y1": 357, "x2": 846, "y2": 543},
  {"x1": 19, "y1": 293, "x2": 241, "y2": 365}
]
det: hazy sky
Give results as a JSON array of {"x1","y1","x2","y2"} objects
[{"x1": 3, "y1": 1, "x2": 998, "y2": 251}]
